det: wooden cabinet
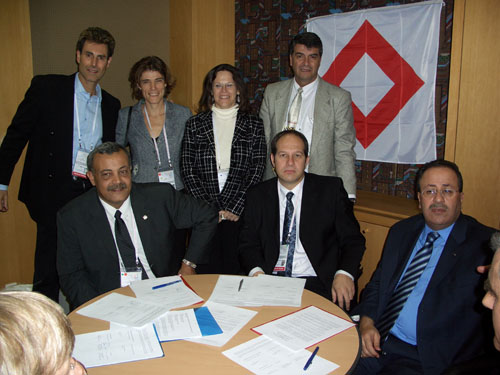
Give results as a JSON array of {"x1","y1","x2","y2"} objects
[{"x1": 354, "y1": 191, "x2": 420, "y2": 297}]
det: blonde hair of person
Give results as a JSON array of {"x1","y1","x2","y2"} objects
[{"x1": 0, "y1": 291, "x2": 75, "y2": 375}]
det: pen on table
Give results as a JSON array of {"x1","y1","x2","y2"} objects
[
  {"x1": 152, "y1": 279, "x2": 182, "y2": 290},
  {"x1": 238, "y1": 278, "x2": 244, "y2": 292},
  {"x1": 303, "y1": 346, "x2": 319, "y2": 371}
]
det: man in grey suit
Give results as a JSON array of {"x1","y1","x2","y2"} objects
[
  {"x1": 260, "y1": 32, "x2": 357, "y2": 198},
  {"x1": 57, "y1": 143, "x2": 218, "y2": 309}
]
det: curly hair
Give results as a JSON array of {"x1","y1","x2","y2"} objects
[{"x1": 128, "y1": 56, "x2": 176, "y2": 101}]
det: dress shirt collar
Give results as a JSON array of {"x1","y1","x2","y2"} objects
[
  {"x1": 99, "y1": 195, "x2": 132, "y2": 218},
  {"x1": 277, "y1": 176, "x2": 305, "y2": 201},
  {"x1": 293, "y1": 75, "x2": 319, "y2": 96},
  {"x1": 422, "y1": 222, "x2": 455, "y2": 245},
  {"x1": 75, "y1": 73, "x2": 102, "y2": 100}
]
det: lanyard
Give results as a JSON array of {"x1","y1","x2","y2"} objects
[
  {"x1": 74, "y1": 93, "x2": 99, "y2": 150},
  {"x1": 144, "y1": 102, "x2": 172, "y2": 168}
]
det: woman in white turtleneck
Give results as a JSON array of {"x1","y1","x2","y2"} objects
[{"x1": 181, "y1": 64, "x2": 266, "y2": 274}]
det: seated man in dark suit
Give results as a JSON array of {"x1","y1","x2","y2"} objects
[
  {"x1": 238, "y1": 129, "x2": 365, "y2": 310},
  {"x1": 57, "y1": 142, "x2": 218, "y2": 309},
  {"x1": 353, "y1": 160, "x2": 496, "y2": 375}
]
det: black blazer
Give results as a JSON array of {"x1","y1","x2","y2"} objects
[
  {"x1": 180, "y1": 110, "x2": 266, "y2": 216},
  {"x1": 0, "y1": 74, "x2": 120, "y2": 223},
  {"x1": 355, "y1": 214, "x2": 495, "y2": 374},
  {"x1": 56, "y1": 183, "x2": 218, "y2": 309},
  {"x1": 239, "y1": 173, "x2": 366, "y2": 290}
]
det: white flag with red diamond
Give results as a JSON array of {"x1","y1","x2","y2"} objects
[{"x1": 307, "y1": 1, "x2": 442, "y2": 164}]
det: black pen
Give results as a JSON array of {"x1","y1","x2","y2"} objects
[
  {"x1": 303, "y1": 346, "x2": 319, "y2": 370},
  {"x1": 238, "y1": 278, "x2": 244, "y2": 292}
]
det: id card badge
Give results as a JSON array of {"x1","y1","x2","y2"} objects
[
  {"x1": 217, "y1": 169, "x2": 229, "y2": 192},
  {"x1": 272, "y1": 244, "x2": 289, "y2": 274},
  {"x1": 120, "y1": 267, "x2": 142, "y2": 287},
  {"x1": 72, "y1": 149, "x2": 90, "y2": 178},
  {"x1": 158, "y1": 169, "x2": 176, "y2": 188}
]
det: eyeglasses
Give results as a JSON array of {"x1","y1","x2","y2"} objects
[
  {"x1": 213, "y1": 83, "x2": 235, "y2": 90},
  {"x1": 421, "y1": 188, "x2": 458, "y2": 199}
]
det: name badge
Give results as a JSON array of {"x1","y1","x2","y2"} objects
[
  {"x1": 272, "y1": 244, "x2": 290, "y2": 274},
  {"x1": 72, "y1": 149, "x2": 90, "y2": 178},
  {"x1": 217, "y1": 169, "x2": 229, "y2": 192},
  {"x1": 158, "y1": 169, "x2": 176, "y2": 188},
  {"x1": 120, "y1": 267, "x2": 142, "y2": 287}
]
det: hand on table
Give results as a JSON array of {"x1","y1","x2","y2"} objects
[
  {"x1": 331, "y1": 273, "x2": 355, "y2": 311},
  {"x1": 178, "y1": 262, "x2": 197, "y2": 276}
]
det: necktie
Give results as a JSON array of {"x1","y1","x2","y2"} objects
[
  {"x1": 114, "y1": 210, "x2": 148, "y2": 279},
  {"x1": 283, "y1": 192, "x2": 296, "y2": 277},
  {"x1": 376, "y1": 231, "x2": 439, "y2": 340},
  {"x1": 287, "y1": 87, "x2": 303, "y2": 129}
]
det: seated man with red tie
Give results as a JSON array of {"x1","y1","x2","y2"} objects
[
  {"x1": 57, "y1": 142, "x2": 218, "y2": 309},
  {"x1": 238, "y1": 129, "x2": 365, "y2": 311},
  {"x1": 353, "y1": 160, "x2": 496, "y2": 375}
]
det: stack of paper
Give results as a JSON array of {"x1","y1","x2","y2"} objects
[
  {"x1": 208, "y1": 274, "x2": 306, "y2": 307},
  {"x1": 222, "y1": 306, "x2": 355, "y2": 374}
]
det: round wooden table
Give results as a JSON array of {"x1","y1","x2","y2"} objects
[{"x1": 69, "y1": 274, "x2": 360, "y2": 374}]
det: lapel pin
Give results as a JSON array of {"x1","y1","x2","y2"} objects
[{"x1": 143, "y1": 215, "x2": 148, "y2": 220}]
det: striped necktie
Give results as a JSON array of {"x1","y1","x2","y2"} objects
[
  {"x1": 286, "y1": 87, "x2": 303, "y2": 129},
  {"x1": 376, "y1": 231, "x2": 440, "y2": 340}
]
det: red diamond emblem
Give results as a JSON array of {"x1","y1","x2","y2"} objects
[{"x1": 323, "y1": 20, "x2": 425, "y2": 149}]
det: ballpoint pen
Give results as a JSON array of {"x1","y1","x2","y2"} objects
[
  {"x1": 238, "y1": 278, "x2": 244, "y2": 292},
  {"x1": 152, "y1": 279, "x2": 182, "y2": 290},
  {"x1": 303, "y1": 346, "x2": 319, "y2": 371}
]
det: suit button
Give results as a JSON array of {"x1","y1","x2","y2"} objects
[
  {"x1": 48, "y1": 174, "x2": 54, "y2": 179},
  {"x1": 49, "y1": 131, "x2": 55, "y2": 135},
  {"x1": 48, "y1": 152, "x2": 53, "y2": 157}
]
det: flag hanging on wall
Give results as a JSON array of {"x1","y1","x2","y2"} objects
[{"x1": 307, "y1": 1, "x2": 443, "y2": 164}]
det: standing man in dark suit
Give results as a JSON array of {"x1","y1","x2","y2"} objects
[
  {"x1": 260, "y1": 32, "x2": 357, "y2": 198},
  {"x1": 0, "y1": 27, "x2": 121, "y2": 302},
  {"x1": 57, "y1": 143, "x2": 218, "y2": 309},
  {"x1": 238, "y1": 129, "x2": 365, "y2": 310},
  {"x1": 353, "y1": 160, "x2": 496, "y2": 375}
]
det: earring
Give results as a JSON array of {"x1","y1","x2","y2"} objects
[{"x1": 236, "y1": 94, "x2": 240, "y2": 104}]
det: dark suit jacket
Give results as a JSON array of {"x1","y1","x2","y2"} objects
[
  {"x1": 239, "y1": 173, "x2": 365, "y2": 292},
  {"x1": 180, "y1": 110, "x2": 266, "y2": 216},
  {"x1": 57, "y1": 183, "x2": 218, "y2": 309},
  {"x1": 356, "y1": 214, "x2": 495, "y2": 374},
  {"x1": 0, "y1": 74, "x2": 120, "y2": 223}
]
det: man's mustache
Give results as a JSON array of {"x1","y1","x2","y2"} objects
[
  {"x1": 107, "y1": 182, "x2": 127, "y2": 191},
  {"x1": 430, "y1": 203, "x2": 447, "y2": 210}
]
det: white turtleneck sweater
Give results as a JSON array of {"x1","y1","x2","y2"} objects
[{"x1": 212, "y1": 105, "x2": 238, "y2": 171}]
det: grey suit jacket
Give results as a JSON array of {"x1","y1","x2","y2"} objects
[
  {"x1": 259, "y1": 77, "x2": 357, "y2": 196},
  {"x1": 116, "y1": 99, "x2": 191, "y2": 189},
  {"x1": 57, "y1": 183, "x2": 218, "y2": 309}
]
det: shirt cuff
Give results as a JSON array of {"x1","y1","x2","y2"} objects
[
  {"x1": 0, "y1": 185, "x2": 8, "y2": 191},
  {"x1": 335, "y1": 270, "x2": 354, "y2": 281},
  {"x1": 249, "y1": 267, "x2": 265, "y2": 277}
]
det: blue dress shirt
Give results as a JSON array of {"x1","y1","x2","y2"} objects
[{"x1": 390, "y1": 223, "x2": 455, "y2": 345}]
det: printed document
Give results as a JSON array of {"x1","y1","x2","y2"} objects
[
  {"x1": 188, "y1": 301, "x2": 258, "y2": 347},
  {"x1": 252, "y1": 305, "x2": 355, "y2": 351},
  {"x1": 77, "y1": 292, "x2": 169, "y2": 327},
  {"x1": 222, "y1": 335, "x2": 339, "y2": 374},
  {"x1": 130, "y1": 275, "x2": 203, "y2": 309},
  {"x1": 73, "y1": 324, "x2": 163, "y2": 367}
]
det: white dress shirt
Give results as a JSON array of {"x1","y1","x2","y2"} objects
[{"x1": 100, "y1": 196, "x2": 155, "y2": 278}]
